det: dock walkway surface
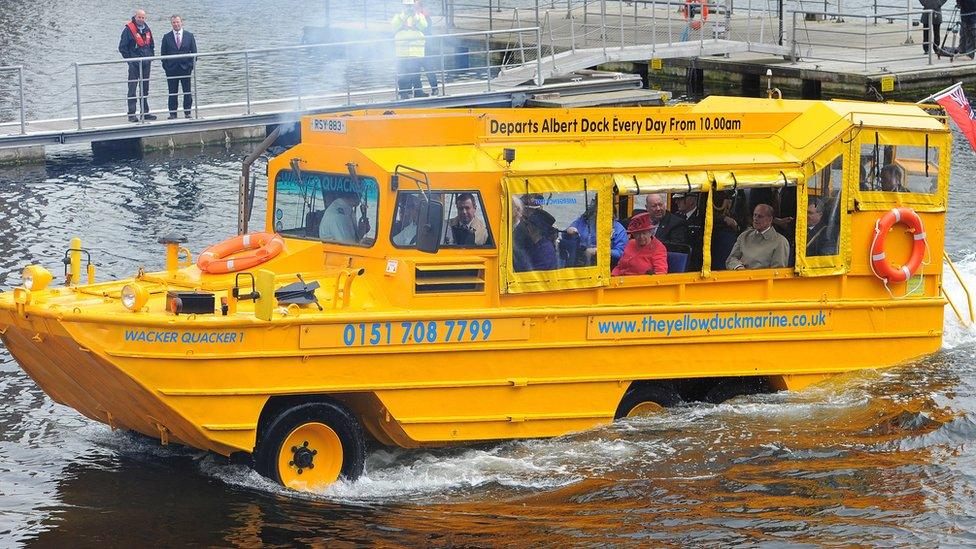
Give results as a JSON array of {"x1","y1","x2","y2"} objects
[{"x1": 1, "y1": 0, "x2": 972, "y2": 157}]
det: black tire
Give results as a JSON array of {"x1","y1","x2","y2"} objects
[
  {"x1": 703, "y1": 377, "x2": 770, "y2": 404},
  {"x1": 254, "y1": 400, "x2": 366, "y2": 486},
  {"x1": 615, "y1": 383, "x2": 682, "y2": 419}
]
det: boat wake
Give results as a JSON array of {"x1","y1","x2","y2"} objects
[
  {"x1": 197, "y1": 390, "x2": 874, "y2": 503},
  {"x1": 942, "y1": 254, "x2": 976, "y2": 349}
]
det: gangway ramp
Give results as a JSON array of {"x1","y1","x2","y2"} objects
[{"x1": 493, "y1": 39, "x2": 790, "y2": 87}]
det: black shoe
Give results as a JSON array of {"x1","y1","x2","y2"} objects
[
  {"x1": 167, "y1": 113, "x2": 178, "y2": 120},
  {"x1": 184, "y1": 112, "x2": 192, "y2": 119},
  {"x1": 142, "y1": 113, "x2": 157, "y2": 121},
  {"x1": 128, "y1": 116, "x2": 140, "y2": 122},
  {"x1": 414, "y1": 91, "x2": 429, "y2": 98}
]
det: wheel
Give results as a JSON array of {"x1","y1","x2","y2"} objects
[
  {"x1": 704, "y1": 377, "x2": 770, "y2": 404},
  {"x1": 615, "y1": 383, "x2": 682, "y2": 419},
  {"x1": 254, "y1": 401, "x2": 366, "y2": 491}
]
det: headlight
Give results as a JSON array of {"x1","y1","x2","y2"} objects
[
  {"x1": 22, "y1": 265, "x2": 53, "y2": 291},
  {"x1": 121, "y1": 283, "x2": 149, "y2": 312}
]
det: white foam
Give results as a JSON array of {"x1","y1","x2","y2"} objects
[
  {"x1": 199, "y1": 427, "x2": 690, "y2": 503},
  {"x1": 941, "y1": 254, "x2": 976, "y2": 349}
]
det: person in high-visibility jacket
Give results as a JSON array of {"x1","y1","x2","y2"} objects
[{"x1": 392, "y1": 0, "x2": 429, "y2": 99}]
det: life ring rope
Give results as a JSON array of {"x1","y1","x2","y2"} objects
[
  {"x1": 197, "y1": 232, "x2": 284, "y2": 274},
  {"x1": 869, "y1": 207, "x2": 930, "y2": 299}
]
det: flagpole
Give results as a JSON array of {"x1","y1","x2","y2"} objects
[{"x1": 916, "y1": 82, "x2": 963, "y2": 104}]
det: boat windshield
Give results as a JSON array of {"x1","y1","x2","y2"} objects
[{"x1": 272, "y1": 169, "x2": 379, "y2": 247}]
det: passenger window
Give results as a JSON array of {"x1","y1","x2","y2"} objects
[
  {"x1": 513, "y1": 191, "x2": 590, "y2": 272},
  {"x1": 895, "y1": 145, "x2": 940, "y2": 194},
  {"x1": 859, "y1": 141, "x2": 939, "y2": 194},
  {"x1": 274, "y1": 169, "x2": 379, "y2": 247},
  {"x1": 390, "y1": 191, "x2": 494, "y2": 249},
  {"x1": 806, "y1": 156, "x2": 842, "y2": 257},
  {"x1": 503, "y1": 174, "x2": 614, "y2": 294},
  {"x1": 713, "y1": 184, "x2": 795, "y2": 271},
  {"x1": 615, "y1": 192, "x2": 699, "y2": 275}
]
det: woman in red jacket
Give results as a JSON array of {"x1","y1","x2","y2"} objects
[{"x1": 611, "y1": 212, "x2": 669, "y2": 276}]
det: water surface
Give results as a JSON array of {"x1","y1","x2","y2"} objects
[{"x1": 3, "y1": 0, "x2": 976, "y2": 545}]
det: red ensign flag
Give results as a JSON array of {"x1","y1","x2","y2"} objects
[{"x1": 934, "y1": 83, "x2": 976, "y2": 153}]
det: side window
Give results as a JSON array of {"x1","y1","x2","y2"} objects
[
  {"x1": 502, "y1": 174, "x2": 613, "y2": 294},
  {"x1": 274, "y1": 170, "x2": 379, "y2": 247},
  {"x1": 613, "y1": 192, "x2": 700, "y2": 276},
  {"x1": 806, "y1": 156, "x2": 842, "y2": 257},
  {"x1": 390, "y1": 192, "x2": 421, "y2": 247},
  {"x1": 859, "y1": 141, "x2": 939, "y2": 194},
  {"x1": 443, "y1": 192, "x2": 494, "y2": 248},
  {"x1": 895, "y1": 145, "x2": 940, "y2": 194},
  {"x1": 390, "y1": 191, "x2": 494, "y2": 249},
  {"x1": 513, "y1": 191, "x2": 590, "y2": 272},
  {"x1": 714, "y1": 184, "x2": 796, "y2": 271}
]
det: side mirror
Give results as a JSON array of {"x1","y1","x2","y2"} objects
[{"x1": 416, "y1": 197, "x2": 444, "y2": 254}]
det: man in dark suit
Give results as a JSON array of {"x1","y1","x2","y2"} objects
[
  {"x1": 160, "y1": 15, "x2": 197, "y2": 119},
  {"x1": 675, "y1": 192, "x2": 705, "y2": 270},
  {"x1": 118, "y1": 9, "x2": 156, "y2": 122},
  {"x1": 645, "y1": 193, "x2": 687, "y2": 252}
]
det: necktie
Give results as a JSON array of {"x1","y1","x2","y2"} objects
[{"x1": 176, "y1": 33, "x2": 182, "y2": 49}]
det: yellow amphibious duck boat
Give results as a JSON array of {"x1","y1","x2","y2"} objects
[{"x1": 0, "y1": 96, "x2": 967, "y2": 492}]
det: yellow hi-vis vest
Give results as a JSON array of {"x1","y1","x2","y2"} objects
[{"x1": 391, "y1": 11, "x2": 428, "y2": 58}]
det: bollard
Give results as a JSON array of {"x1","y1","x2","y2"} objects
[{"x1": 69, "y1": 237, "x2": 82, "y2": 286}]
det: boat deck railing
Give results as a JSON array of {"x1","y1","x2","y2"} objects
[
  {"x1": 0, "y1": 66, "x2": 26, "y2": 135},
  {"x1": 0, "y1": 26, "x2": 542, "y2": 135},
  {"x1": 791, "y1": 9, "x2": 939, "y2": 71}
]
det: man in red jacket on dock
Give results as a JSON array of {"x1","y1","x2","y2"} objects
[{"x1": 118, "y1": 9, "x2": 157, "y2": 122}]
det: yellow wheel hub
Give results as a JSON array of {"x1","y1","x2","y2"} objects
[
  {"x1": 277, "y1": 422, "x2": 344, "y2": 491},
  {"x1": 626, "y1": 401, "x2": 665, "y2": 417}
]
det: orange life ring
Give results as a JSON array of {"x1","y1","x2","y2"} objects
[
  {"x1": 869, "y1": 207, "x2": 926, "y2": 283},
  {"x1": 682, "y1": 0, "x2": 709, "y2": 21},
  {"x1": 197, "y1": 232, "x2": 284, "y2": 274}
]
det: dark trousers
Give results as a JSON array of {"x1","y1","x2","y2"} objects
[
  {"x1": 396, "y1": 57, "x2": 423, "y2": 99},
  {"x1": 961, "y1": 13, "x2": 976, "y2": 58},
  {"x1": 166, "y1": 70, "x2": 193, "y2": 115},
  {"x1": 126, "y1": 60, "x2": 152, "y2": 115},
  {"x1": 921, "y1": 11, "x2": 942, "y2": 54},
  {"x1": 417, "y1": 57, "x2": 438, "y2": 91},
  {"x1": 420, "y1": 41, "x2": 439, "y2": 91}
]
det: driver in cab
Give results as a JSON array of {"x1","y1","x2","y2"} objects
[
  {"x1": 319, "y1": 189, "x2": 370, "y2": 244},
  {"x1": 445, "y1": 193, "x2": 488, "y2": 246}
]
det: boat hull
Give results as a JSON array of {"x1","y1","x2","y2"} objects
[{"x1": 0, "y1": 295, "x2": 944, "y2": 456}]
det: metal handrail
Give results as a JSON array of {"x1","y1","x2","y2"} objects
[
  {"x1": 943, "y1": 251, "x2": 975, "y2": 327},
  {"x1": 61, "y1": 26, "x2": 542, "y2": 130},
  {"x1": 73, "y1": 27, "x2": 538, "y2": 68},
  {"x1": 790, "y1": 8, "x2": 936, "y2": 70},
  {"x1": 0, "y1": 65, "x2": 26, "y2": 135}
]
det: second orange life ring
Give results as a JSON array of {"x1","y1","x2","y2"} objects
[
  {"x1": 197, "y1": 232, "x2": 284, "y2": 274},
  {"x1": 869, "y1": 207, "x2": 926, "y2": 283}
]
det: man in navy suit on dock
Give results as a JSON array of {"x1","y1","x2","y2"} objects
[{"x1": 160, "y1": 15, "x2": 198, "y2": 119}]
